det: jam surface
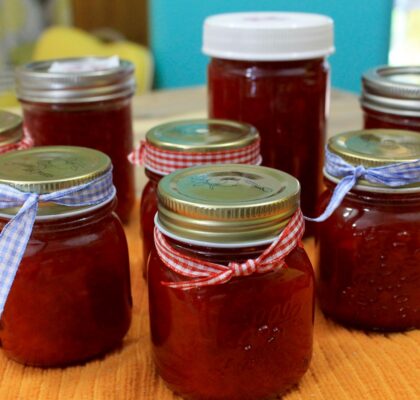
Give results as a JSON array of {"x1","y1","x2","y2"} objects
[
  {"x1": 0, "y1": 201, "x2": 132, "y2": 367},
  {"x1": 21, "y1": 98, "x2": 135, "y2": 223},
  {"x1": 317, "y1": 182, "x2": 420, "y2": 331},
  {"x1": 148, "y1": 239, "x2": 314, "y2": 400},
  {"x1": 208, "y1": 58, "x2": 328, "y2": 220},
  {"x1": 363, "y1": 107, "x2": 420, "y2": 132},
  {"x1": 140, "y1": 170, "x2": 162, "y2": 276}
]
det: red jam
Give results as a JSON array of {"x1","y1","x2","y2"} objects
[
  {"x1": 208, "y1": 58, "x2": 329, "y2": 221},
  {"x1": 20, "y1": 99, "x2": 135, "y2": 223},
  {"x1": 140, "y1": 170, "x2": 161, "y2": 272},
  {"x1": 317, "y1": 181, "x2": 420, "y2": 331},
  {"x1": 0, "y1": 200, "x2": 132, "y2": 367},
  {"x1": 363, "y1": 107, "x2": 420, "y2": 132},
  {"x1": 148, "y1": 239, "x2": 314, "y2": 400}
]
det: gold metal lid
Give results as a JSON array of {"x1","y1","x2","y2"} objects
[
  {"x1": 327, "y1": 129, "x2": 420, "y2": 191},
  {"x1": 0, "y1": 110, "x2": 23, "y2": 147},
  {"x1": 0, "y1": 146, "x2": 111, "y2": 194},
  {"x1": 157, "y1": 164, "x2": 300, "y2": 245},
  {"x1": 146, "y1": 119, "x2": 259, "y2": 152}
]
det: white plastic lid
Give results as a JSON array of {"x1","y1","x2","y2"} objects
[{"x1": 203, "y1": 12, "x2": 334, "y2": 61}]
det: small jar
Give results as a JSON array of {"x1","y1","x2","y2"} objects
[
  {"x1": 0, "y1": 146, "x2": 132, "y2": 367},
  {"x1": 317, "y1": 129, "x2": 420, "y2": 331},
  {"x1": 135, "y1": 119, "x2": 261, "y2": 277},
  {"x1": 148, "y1": 165, "x2": 314, "y2": 400},
  {"x1": 204, "y1": 12, "x2": 334, "y2": 220},
  {"x1": 15, "y1": 57, "x2": 136, "y2": 223},
  {"x1": 0, "y1": 110, "x2": 32, "y2": 154},
  {"x1": 362, "y1": 66, "x2": 420, "y2": 132}
]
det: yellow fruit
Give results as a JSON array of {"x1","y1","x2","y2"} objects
[{"x1": 33, "y1": 26, "x2": 153, "y2": 93}]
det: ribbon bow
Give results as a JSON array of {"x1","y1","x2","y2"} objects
[
  {"x1": 128, "y1": 139, "x2": 262, "y2": 175},
  {"x1": 0, "y1": 169, "x2": 116, "y2": 315},
  {"x1": 154, "y1": 209, "x2": 305, "y2": 290},
  {"x1": 306, "y1": 150, "x2": 420, "y2": 222}
]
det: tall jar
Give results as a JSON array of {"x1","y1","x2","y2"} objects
[
  {"x1": 204, "y1": 12, "x2": 334, "y2": 220},
  {"x1": 0, "y1": 146, "x2": 132, "y2": 367},
  {"x1": 148, "y1": 164, "x2": 315, "y2": 400},
  {"x1": 362, "y1": 66, "x2": 420, "y2": 132},
  {"x1": 0, "y1": 110, "x2": 32, "y2": 154},
  {"x1": 317, "y1": 129, "x2": 420, "y2": 331},
  {"x1": 130, "y1": 119, "x2": 261, "y2": 276},
  {"x1": 15, "y1": 57, "x2": 136, "y2": 223}
]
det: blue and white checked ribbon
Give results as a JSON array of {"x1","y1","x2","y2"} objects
[
  {"x1": 0, "y1": 169, "x2": 116, "y2": 316},
  {"x1": 306, "y1": 149, "x2": 420, "y2": 222}
]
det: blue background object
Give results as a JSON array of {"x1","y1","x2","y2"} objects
[{"x1": 149, "y1": 1, "x2": 393, "y2": 92}]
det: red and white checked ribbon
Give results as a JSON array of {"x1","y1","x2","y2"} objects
[
  {"x1": 128, "y1": 139, "x2": 262, "y2": 175},
  {"x1": 0, "y1": 131, "x2": 33, "y2": 155},
  {"x1": 154, "y1": 209, "x2": 305, "y2": 290}
]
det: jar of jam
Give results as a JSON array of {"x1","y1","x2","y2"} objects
[
  {"x1": 148, "y1": 164, "x2": 314, "y2": 400},
  {"x1": 15, "y1": 57, "x2": 136, "y2": 223},
  {"x1": 317, "y1": 129, "x2": 420, "y2": 331},
  {"x1": 362, "y1": 66, "x2": 420, "y2": 132},
  {"x1": 0, "y1": 110, "x2": 32, "y2": 154},
  {"x1": 131, "y1": 119, "x2": 261, "y2": 277},
  {"x1": 204, "y1": 12, "x2": 334, "y2": 220},
  {"x1": 0, "y1": 146, "x2": 132, "y2": 367}
]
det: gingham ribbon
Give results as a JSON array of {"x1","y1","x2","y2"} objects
[
  {"x1": 0, "y1": 169, "x2": 116, "y2": 316},
  {"x1": 0, "y1": 132, "x2": 33, "y2": 155},
  {"x1": 154, "y1": 209, "x2": 305, "y2": 290},
  {"x1": 128, "y1": 139, "x2": 262, "y2": 175},
  {"x1": 306, "y1": 149, "x2": 420, "y2": 222}
]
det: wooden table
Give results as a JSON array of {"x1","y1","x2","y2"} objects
[{"x1": 1, "y1": 87, "x2": 419, "y2": 400}]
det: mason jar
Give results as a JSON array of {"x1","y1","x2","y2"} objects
[
  {"x1": 15, "y1": 57, "x2": 136, "y2": 222},
  {"x1": 0, "y1": 146, "x2": 132, "y2": 366},
  {"x1": 131, "y1": 119, "x2": 261, "y2": 277},
  {"x1": 204, "y1": 12, "x2": 334, "y2": 221},
  {"x1": 148, "y1": 164, "x2": 314, "y2": 400},
  {"x1": 317, "y1": 129, "x2": 420, "y2": 331}
]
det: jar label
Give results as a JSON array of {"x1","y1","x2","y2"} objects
[{"x1": 48, "y1": 56, "x2": 120, "y2": 73}]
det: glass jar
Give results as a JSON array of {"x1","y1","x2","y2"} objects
[
  {"x1": 362, "y1": 66, "x2": 420, "y2": 132},
  {"x1": 0, "y1": 146, "x2": 132, "y2": 367},
  {"x1": 148, "y1": 164, "x2": 314, "y2": 400},
  {"x1": 15, "y1": 57, "x2": 136, "y2": 223},
  {"x1": 135, "y1": 119, "x2": 261, "y2": 277},
  {"x1": 0, "y1": 110, "x2": 32, "y2": 154},
  {"x1": 204, "y1": 12, "x2": 334, "y2": 220},
  {"x1": 317, "y1": 129, "x2": 420, "y2": 331}
]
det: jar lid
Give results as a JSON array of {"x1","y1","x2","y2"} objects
[
  {"x1": 327, "y1": 129, "x2": 420, "y2": 191},
  {"x1": 146, "y1": 119, "x2": 259, "y2": 152},
  {"x1": 157, "y1": 164, "x2": 300, "y2": 245},
  {"x1": 361, "y1": 66, "x2": 420, "y2": 117},
  {"x1": 15, "y1": 57, "x2": 135, "y2": 103},
  {"x1": 0, "y1": 110, "x2": 22, "y2": 147},
  {"x1": 0, "y1": 146, "x2": 111, "y2": 194},
  {"x1": 203, "y1": 12, "x2": 334, "y2": 61}
]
